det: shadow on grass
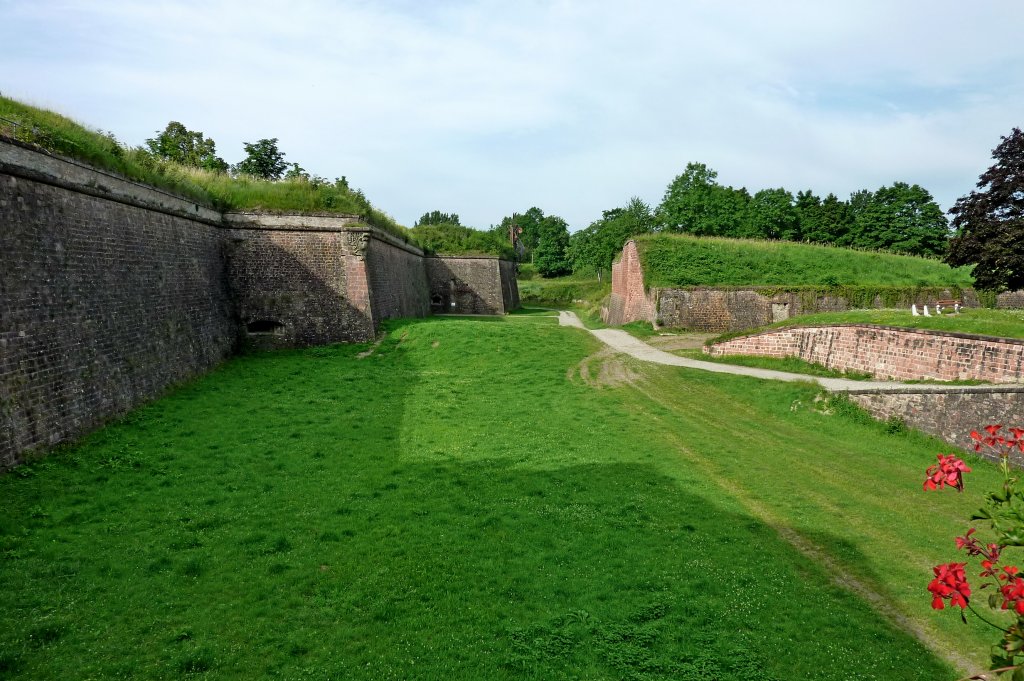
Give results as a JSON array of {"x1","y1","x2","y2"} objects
[{"x1": 0, "y1": 316, "x2": 955, "y2": 680}]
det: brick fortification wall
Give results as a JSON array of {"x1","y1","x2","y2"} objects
[
  {"x1": 224, "y1": 215, "x2": 378, "y2": 347},
  {"x1": 1, "y1": 142, "x2": 236, "y2": 470},
  {"x1": 604, "y1": 240, "x2": 654, "y2": 325},
  {"x1": 365, "y1": 233, "x2": 430, "y2": 323},
  {"x1": 1, "y1": 140, "x2": 518, "y2": 469},
  {"x1": 848, "y1": 387, "x2": 1024, "y2": 466},
  {"x1": 426, "y1": 256, "x2": 518, "y2": 315},
  {"x1": 708, "y1": 325, "x2": 1024, "y2": 383}
]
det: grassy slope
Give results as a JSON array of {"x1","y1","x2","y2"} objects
[
  {"x1": 1, "y1": 317, "x2": 1001, "y2": 679},
  {"x1": 635, "y1": 234, "x2": 975, "y2": 288},
  {"x1": 760, "y1": 308, "x2": 1024, "y2": 340},
  {"x1": 0, "y1": 96, "x2": 408, "y2": 239}
]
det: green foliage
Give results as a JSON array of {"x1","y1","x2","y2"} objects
[
  {"x1": 947, "y1": 127, "x2": 1024, "y2": 291},
  {"x1": 847, "y1": 182, "x2": 950, "y2": 257},
  {"x1": 234, "y1": 138, "x2": 288, "y2": 180},
  {"x1": 653, "y1": 162, "x2": 949, "y2": 257},
  {"x1": 534, "y1": 214, "x2": 572, "y2": 276},
  {"x1": 635, "y1": 234, "x2": 974, "y2": 288},
  {"x1": 408, "y1": 222, "x2": 512, "y2": 257},
  {"x1": 0, "y1": 96, "x2": 405, "y2": 237},
  {"x1": 415, "y1": 210, "x2": 460, "y2": 226},
  {"x1": 657, "y1": 162, "x2": 751, "y2": 236},
  {"x1": 518, "y1": 277, "x2": 608, "y2": 305},
  {"x1": 569, "y1": 197, "x2": 657, "y2": 279},
  {"x1": 145, "y1": 121, "x2": 228, "y2": 173}
]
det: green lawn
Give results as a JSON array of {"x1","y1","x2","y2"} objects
[
  {"x1": 0, "y1": 316, "x2": 1005, "y2": 679},
  {"x1": 760, "y1": 307, "x2": 1024, "y2": 340}
]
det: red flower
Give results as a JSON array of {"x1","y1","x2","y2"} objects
[
  {"x1": 986, "y1": 424, "x2": 1003, "y2": 436},
  {"x1": 1001, "y1": 572, "x2": 1024, "y2": 615},
  {"x1": 924, "y1": 454, "x2": 972, "y2": 492},
  {"x1": 928, "y1": 562, "x2": 971, "y2": 609}
]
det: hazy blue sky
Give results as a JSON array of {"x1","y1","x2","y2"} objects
[{"x1": 2, "y1": 0, "x2": 1022, "y2": 230}]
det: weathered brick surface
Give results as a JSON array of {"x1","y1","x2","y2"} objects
[
  {"x1": 708, "y1": 325, "x2": 1024, "y2": 383},
  {"x1": 365, "y1": 235, "x2": 430, "y2": 324},
  {"x1": 1, "y1": 171, "x2": 235, "y2": 469},
  {"x1": 1, "y1": 142, "x2": 520, "y2": 470},
  {"x1": 605, "y1": 241, "x2": 654, "y2": 325},
  {"x1": 849, "y1": 388, "x2": 1024, "y2": 464},
  {"x1": 998, "y1": 291, "x2": 1024, "y2": 309},
  {"x1": 426, "y1": 256, "x2": 517, "y2": 314},
  {"x1": 225, "y1": 223, "x2": 376, "y2": 346}
]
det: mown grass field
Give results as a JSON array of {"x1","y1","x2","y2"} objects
[
  {"x1": 635, "y1": 234, "x2": 974, "y2": 288},
  {"x1": 0, "y1": 315, "x2": 1006, "y2": 679}
]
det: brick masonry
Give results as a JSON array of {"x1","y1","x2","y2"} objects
[
  {"x1": 1, "y1": 140, "x2": 518, "y2": 469},
  {"x1": 604, "y1": 240, "x2": 654, "y2": 325},
  {"x1": 847, "y1": 387, "x2": 1024, "y2": 466},
  {"x1": 604, "y1": 239, "x2": 1024, "y2": 333},
  {"x1": 708, "y1": 325, "x2": 1024, "y2": 383},
  {"x1": 1, "y1": 168, "x2": 236, "y2": 469},
  {"x1": 426, "y1": 256, "x2": 519, "y2": 315}
]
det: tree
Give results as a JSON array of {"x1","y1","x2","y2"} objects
[
  {"x1": 415, "y1": 211, "x2": 461, "y2": 227},
  {"x1": 284, "y1": 163, "x2": 309, "y2": 181},
  {"x1": 568, "y1": 197, "x2": 657, "y2": 280},
  {"x1": 657, "y1": 162, "x2": 750, "y2": 236},
  {"x1": 534, "y1": 214, "x2": 572, "y2": 277},
  {"x1": 234, "y1": 138, "x2": 287, "y2": 180},
  {"x1": 145, "y1": 121, "x2": 228, "y2": 173},
  {"x1": 748, "y1": 188, "x2": 798, "y2": 240},
  {"x1": 947, "y1": 127, "x2": 1024, "y2": 291},
  {"x1": 848, "y1": 183, "x2": 949, "y2": 256}
]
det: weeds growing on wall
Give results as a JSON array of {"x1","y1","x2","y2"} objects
[{"x1": 0, "y1": 96, "x2": 408, "y2": 240}]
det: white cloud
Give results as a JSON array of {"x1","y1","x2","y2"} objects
[{"x1": 1, "y1": 0, "x2": 1021, "y2": 228}]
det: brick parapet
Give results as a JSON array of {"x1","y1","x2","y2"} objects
[
  {"x1": 708, "y1": 324, "x2": 1024, "y2": 383},
  {"x1": 605, "y1": 240, "x2": 653, "y2": 325}
]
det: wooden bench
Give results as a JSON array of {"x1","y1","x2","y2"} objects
[{"x1": 935, "y1": 299, "x2": 962, "y2": 314}]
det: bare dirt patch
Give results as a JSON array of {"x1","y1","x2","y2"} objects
[
  {"x1": 569, "y1": 348, "x2": 642, "y2": 388},
  {"x1": 644, "y1": 332, "x2": 716, "y2": 352}
]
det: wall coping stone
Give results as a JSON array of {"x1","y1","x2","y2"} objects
[
  {"x1": 0, "y1": 138, "x2": 223, "y2": 225},
  {"x1": 713, "y1": 323, "x2": 1024, "y2": 348}
]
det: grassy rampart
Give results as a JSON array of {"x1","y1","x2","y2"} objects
[
  {"x1": 0, "y1": 96, "x2": 408, "y2": 239},
  {"x1": 635, "y1": 233, "x2": 974, "y2": 288}
]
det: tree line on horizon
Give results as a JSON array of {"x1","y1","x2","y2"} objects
[{"x1": 147, "y1": 117, "x2": 1024, "y2": 291}]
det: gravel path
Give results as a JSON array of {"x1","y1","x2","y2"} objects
[{"x1": 557, "y1": 311, "x2": 1005, "y2": 394}]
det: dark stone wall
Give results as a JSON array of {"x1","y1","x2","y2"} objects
[
  {"x1": 848, "y1": 387, "x2": 1024, "y2": 463},
  {"x1": 0, "y1": 170, "x2": 236, "y2": 470},
  {"x1": 657, "y1": 287, "x2": 972, "y2": 333},
  {"x1": 365, "y1": 234, "x2": 430, "y2": 325},
  {"x1": 0, "y1": 141, "x2": 520, "y2": 470},
  {"x1": 224, "y1": 225, "x2": 376, "y2": 347},
  {"x1": 498, "y1": 259, "x2": 520, "y2": 312},
  {"x1": 426, "y1": 257, "x2": 516, "y2": 314}
]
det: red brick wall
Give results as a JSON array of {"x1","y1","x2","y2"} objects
[
  {"x1": 708, "y1": 325, "x2": 1024, "y2": 383},
  {"x1": 605, "y1": 240, "x2": 653, "y2": 325}
]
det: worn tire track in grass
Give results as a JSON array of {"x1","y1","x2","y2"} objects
[{"x1": 614, "y1": 362, "x2": 983, "y2": 677}]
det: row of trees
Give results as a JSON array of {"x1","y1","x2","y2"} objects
[
  {"x1": 656, "y1": 162, "x2": 950, "y2": 257},
  {"x1": 144, "y1": 121, "x2": 290, "y2": 180}
]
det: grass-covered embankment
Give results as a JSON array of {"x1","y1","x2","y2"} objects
[
  {"x1": 0, "y1": 315, "x2": 1002, "y2": 678},
  {"x1": 759, "y1": 307, "x2": 1024, "y2": 340},
  {"x1": 0, "y1": 96, "x2": 407, "y2": 239},
  {"x1": 635, "y1": 233, "x2": 974, "y2": 288}
]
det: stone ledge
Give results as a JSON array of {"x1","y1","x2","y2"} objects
[{"x1": 0, "y1": 138, "x2": 222, "y2": 225}]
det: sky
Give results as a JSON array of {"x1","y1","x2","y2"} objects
[{"x1": 2, "y1": 0, "x2": 1022, "y2": 231}]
